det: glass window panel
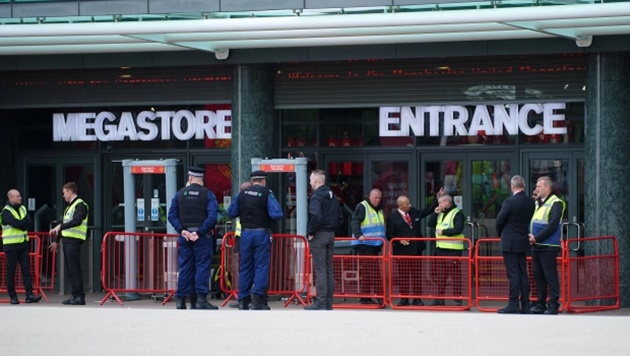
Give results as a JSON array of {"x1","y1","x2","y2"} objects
[{"x1": 371, "y1": 161, "x2": 409, "y2": 218}]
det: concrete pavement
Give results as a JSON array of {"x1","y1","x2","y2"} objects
[{"x1": 1, "y1": 293, "x2": 629, "y2": 355}]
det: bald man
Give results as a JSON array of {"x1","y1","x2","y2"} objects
[{"x1": 2, "y1": 189, "x2": 41, "y2": 304}]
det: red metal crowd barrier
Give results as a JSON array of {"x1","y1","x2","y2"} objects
[
  {"x1": 100, "y1": 231, "x2": 179, "y2": 306},
  {"x1": 474, "y1": 238, "x2": 566, "y2": 312},
  {"x1": 0, "y1": 235, "x2": 48, "y2": 303},
  {"x1": 31, "y1": 232, "x2": 57, "y2": 292},
  {"x1": 564, "y1": 236, "x2": 620, "y2": 313},
  {"x1": 218, "y1": 232, "x2": 239, "y2": 306},
  {"x1": 315, "y1": 237, "x2": 388, "y2": 309},
  {"x1": 219, "y1": 233, "x2": 309, "y2": 307},
  {"x1": 388, "y1": 237, "x2": 473, "y2": 311}
]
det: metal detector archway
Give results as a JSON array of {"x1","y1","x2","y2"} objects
[
  {"x1": 251, "y1": 157, "x2": 308, "y2": 237},
  {"x1": 122, "y1": 159, "x2": 179, "y2": 296}
]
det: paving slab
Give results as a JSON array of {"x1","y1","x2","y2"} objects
[{"x1": 1, "y1": 294, "x2": 629, "y2": 355}]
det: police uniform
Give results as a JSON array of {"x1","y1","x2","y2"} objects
[
  {"x1": 168, "y1": 167, "x2": 219, "y2": 310},
  {"x1": 1, "y1": 200, "x2": 41, "y2": 304},
  {"x1": 227, "y1": 171, "x2": 283, "y2": 310}
]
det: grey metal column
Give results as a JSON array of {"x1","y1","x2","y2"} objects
[{"x1": 121, "y1": 160, "x2": 138, "y2": 293}]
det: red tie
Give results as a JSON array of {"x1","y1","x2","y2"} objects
[{"x1": 403, "y1": 212, "x2": 412, "y2": 227}]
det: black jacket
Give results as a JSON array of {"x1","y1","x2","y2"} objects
[
  {"x1": 496, "y1": 190, "x2": 536, "y2": 253},
  {"x1": 386, "y1": 201, "x2": 437, "y2": 255},
  {"x1": 308, "y1": 185, "x2": 343, "y2": 235}
]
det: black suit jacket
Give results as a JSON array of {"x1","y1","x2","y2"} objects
[
  {"x1": 496, "y1": 190, "x2": 536, "y2": 253},
  {"x1": 386, "y1": 204, "x2": 435, "y2": 256}
]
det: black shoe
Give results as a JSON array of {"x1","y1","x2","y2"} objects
[
  {"x1": 359, "y1": 298, "x2": 376, "y2": 304},
  {"x1": 61, "y1": 296, "x2": 75, "y2": 305},
  {"x1": 25, "y1": 294, "x2": 42, "y2": 304},
  {"x1": 238, "y1": 296, "x2": 251, "y2": 310},
  {"x1": 176, "y1": 299, "x2": 187, "y2": 310},
  {"x1": 396, "y1": 299, "x2": 410, "y2": 306},
  {"x1": 304, "y1": 303, "x2": 326, "y2": 310},
  {"x1": 520, "y1": 301, "x2": 530, "y2": 314},
  {"x1": 497, "y1": 306, "x2": 521, "y2": 314},
  {"x1": 250, "y1": 295, "x2": 268, "y2": 310},
  {"x1": 544, "y1": 303, "x2": 559, "y2": 315},
  {"x1": 325, "y1": 301, "x2": 333, "y2": 310},
  {"x1": 69, "y1": 296, "x2": 86, "y2": 305},
  {"x1": 430, "y1": 299, "x2": 445, "y2": 306},
  {"x1": 411, "y1": 299, "x2": 425, "y2": 306},
  {"x1": 530, "y1": 303, "x2": 547, "y2": 314},
  {"x1": 10, "y1": 296, "x2": 19, "y2": 305},
  {"x1": 196, "y1": 300, "x2": 219, "y2": 310}
]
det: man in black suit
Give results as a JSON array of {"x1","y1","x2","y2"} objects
[
  {"x1": 386, "y1": 190, "x2": 444, "y2": 306},
  {"x1": 495, "y1": 175, "x2": 535, "y2": 314}
]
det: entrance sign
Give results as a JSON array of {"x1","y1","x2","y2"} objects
[
  {"x1": 379, "y1": 103, "x2": 568, "y2": 137},
  {"x1": 52, "y1": 110, "x2": 232, "y2": 142}
]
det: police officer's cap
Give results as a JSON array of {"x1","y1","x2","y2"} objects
[
  {"x1": 187, "y1": 167, "x2": 205, "y2": 178},
  {"x1": 250, "y1": 170, "x2": 268, "y2": 180}
]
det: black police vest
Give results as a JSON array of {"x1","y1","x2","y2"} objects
[
  {"x1": 238, "y1": 185, "x2": 272, "y2": 229},
  {"x1": 176, "y1": 184, "x2": 209, "y2": 229}
]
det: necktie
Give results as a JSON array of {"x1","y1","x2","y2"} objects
[{"x1": 403, "y1": 212, "x2": 412, "y2": 227}]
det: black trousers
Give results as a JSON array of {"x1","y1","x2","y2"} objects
[
  {"x1": 5, "y1": 245, "x2": 33, "y2": 297},
  {"x1": 352, "y1": 244, "x2": 382, "y2": 295},
  {"x1": 63, "y1": 240, "x2": 85, "y2": 297},
  {"x1": 434, "y1": 248, "x2": 462, "y2": 296},
  {"x1": 502, "y1": 251, "x2": 529, "y2": 304},
  {"x1": 532, "y1": 248, "x2": 560, "y2": 305}
]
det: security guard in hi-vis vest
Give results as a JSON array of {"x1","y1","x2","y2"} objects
[
  {"x1": 528, "y1": 176, "x2": 565, "y2": 315},
  {"x1": 2, "y1": 189, "x2": 41, "y2": 305},
  {"x1": 228, "y1": 171, "x2": 283, "y2": 310},
  {"x1": 49, "y1": 182, "x2": 89, "y2": 306},
  {"x1": 427, "y1": 193, "x2": 465, "y2": 306},
  {"x1": 168, "y1": 167, "x2": 219, "y2": 310}
]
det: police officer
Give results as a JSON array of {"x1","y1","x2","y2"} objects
[
  {"x1": 427, "y1": 193, "x2": 465, "y2": 306},
  {"x1": 168, "y1": 167, "x2": 219, "y2": 310},
  {"x1": 2, "y1": 189, "x2": 41, "y2": 305},
  {"x1": 228, "y1": 171, "x2": 283, "y2": 310},
  {"x1": 229, "y1": 181, "x2": 252, "y2": 309},
  {"x1": 49, "y1": 182, "x2": 89, "y2": 306},
  {"x1": 528, "y1": 176, "x2": 565, "y2": 315}
]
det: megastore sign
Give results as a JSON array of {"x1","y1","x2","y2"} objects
[
  {"x1": 52, "y1": 110, "x2": 232, "y2": 142},
  {"x1": 379, "y1": 103, "x2": 568, "y2": 137}
]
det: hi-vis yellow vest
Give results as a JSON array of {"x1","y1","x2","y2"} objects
[
  {"x1": 530, "y1": 195, "x2": 565, "y2": 247},
  {"x1": 63, "y1": 198, "x2": 89, "y2": 241},
  {"x1": 1, "y1": 205, "x2": 29, "y2": 245},
  {"x1": 235, "y1": 218, "x2": 242, "y2": 237},
  {"x1": 351, "y1": 201, "x2": 385, "y2": 247},
  {"x1": 435, "y1": 208, "x2": 464, "y2": 250}
]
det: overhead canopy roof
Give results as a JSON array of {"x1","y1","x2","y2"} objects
[{"x1": 0, "y1": 1, "x2": 629, "y2": 58}]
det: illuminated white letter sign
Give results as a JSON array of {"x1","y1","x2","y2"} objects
[
  {"x1": 52, "y1": 109, "x2": 233, "y2": 142},
  {"x1": 379, "y1": 103, "x2": 568, "y2": 137}
]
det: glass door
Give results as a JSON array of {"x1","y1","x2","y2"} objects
[
  {"x1": 322, "y1": 153, "x2": 415, "y2": 237},
  {"x1": 522, "y1": 151, "x2": 584, "y2": 241},
  {"x1": 421, "y1": 152, "x2": 516, "y2": 240},
  {"x1": 192, "y1": 154, "x2": 232, "y2": 237},
  {"x1": 18, "y1": 154, "x2": 99, "y2": 294}
]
